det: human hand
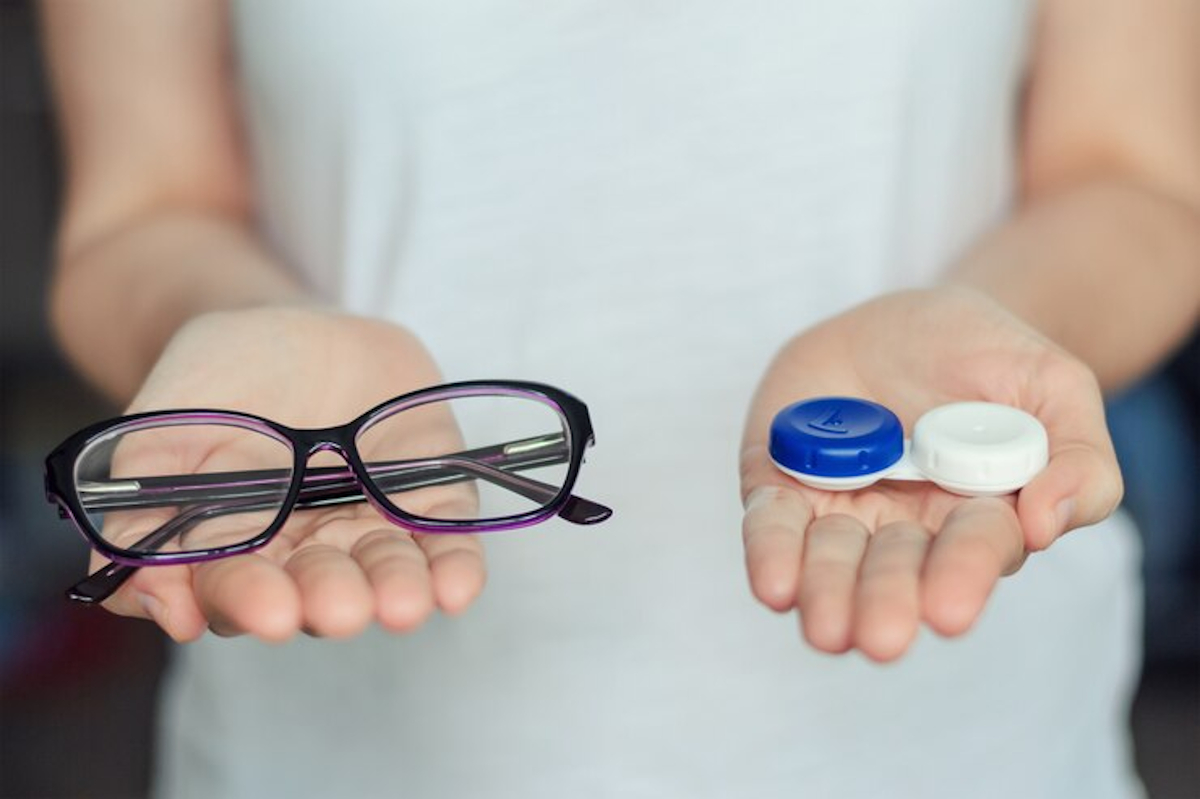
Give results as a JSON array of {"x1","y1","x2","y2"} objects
[
  {"x1": 89, "y1": 306, "x2": 486, "y2": 642},
  {"x1": 739, "y1": 287, "x2": 1123, "y2": 661}
]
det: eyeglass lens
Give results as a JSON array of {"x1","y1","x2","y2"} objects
[
  {"x1": 355, "y1": 393, "x2": 572, "y2": 523},
  {"x1": 73, "y1": 419, "x2": 295, "y2": 557},
  {"x1": 70, "y1": 394, "x2": 575, "y2": 559}
]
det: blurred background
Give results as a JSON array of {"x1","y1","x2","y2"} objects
[{"x1": 1, "y1": 1, "x2": 1197, "y2": 797}]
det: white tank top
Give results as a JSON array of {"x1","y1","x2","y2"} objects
[{"x1": 158, "y1": 3, "x2": 1144, "y2": 797}]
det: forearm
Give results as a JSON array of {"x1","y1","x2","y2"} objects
[
  {"x1": 947, "y1": 178, "x2": 1200, "y2": 392},
  {"x1": 50, "y1": 209, "x2": 310, "y2": 404}
]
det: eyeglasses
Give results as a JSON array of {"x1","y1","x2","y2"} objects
[{"x1": 44, "y1": 380, "x2": 611, "y2": 605}]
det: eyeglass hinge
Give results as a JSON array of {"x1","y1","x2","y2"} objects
[{"x1": 77, "y1": 479, "x2": 143, "y2": 495}]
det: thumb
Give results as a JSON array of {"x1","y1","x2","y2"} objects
[
  {"x1": 103, "y1": 565, "x2": 208, "y2": 643},
  {"x1": 1017, "y1": 359, "x2": 1124, "y2": 551},
  {"x1": 1017, "y1": 441, "x2": 1123, "y2": 551}
]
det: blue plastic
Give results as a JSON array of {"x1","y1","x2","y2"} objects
[{"x1": 769, "y1": 397, "x2": 904, "y2": 478}]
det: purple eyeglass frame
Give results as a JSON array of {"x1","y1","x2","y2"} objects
[{"x1": 44, "y1": 380, "x2": 612, "y2": 605}]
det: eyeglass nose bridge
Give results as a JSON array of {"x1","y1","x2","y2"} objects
[
  {"x1": 287, "y1": 430, "x2": 384, "y2": 509},
  {"x1": 292, "y1": 426, "x2": 359, "y2": 459},
  {"x1": 289, "y1": 428, "x2": 413, "y2": 527}
]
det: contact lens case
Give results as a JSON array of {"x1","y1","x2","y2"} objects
[{"x1": 769, "y1": 397, "x2": 1048, "y2": 496}]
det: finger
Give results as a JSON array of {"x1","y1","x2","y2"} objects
[
  {"x1": 351, "y1": 530, "x2": 436, "y2": 632},
  {"x1": 738, "y1": 442, "x2": 799, "y2": 505},
  {"x1": 98, "y1": 562, "x2": 208, "y2": 643},
  {"x1": 89, "y1": 551, "x2": 157, "y2": 621},
  {"x1": 922, "y1": 498, "x2": 1023, "y2": 636},
  {"x1": 413, "y1": 532, "x2": 486, "y2": 616},
  {"x1": 89, "y1": 510, "x2": 210, "y2": 641},
  {"x1": 741, "y1": 485, "x2": 813, "y2": 611},
  {"x1": 797, "y1": 514, "x2": 870, "y2": 653},
  {"x1": 739, "y1": 443, "x2": 815, "y2": 611},
  {"x1": 1018, "y1": 441, "x2": 1123, "y2": 552},
  {"x1": 193, "y1": 555, "x2": 303, "y2": 642},
  {"x1": 853, "y1": 521, "x2": 930, "y2": 662},
  {"x1": 283, "y1": 544, "x2": 375, "y2": 638},
  {"x1": 1020, "y1": 363, "x2": 1123, "y2": 550}
]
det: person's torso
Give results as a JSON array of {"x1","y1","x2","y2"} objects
[{"x1": 155, "y1": 5, "x2": 1143, "y2": 798}]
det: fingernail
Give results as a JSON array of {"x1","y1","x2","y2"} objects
[
  {"x1": 1054, "y1": 498, "x2": 1075, "y2": 535},
  {"x1": 138, "y1": 593, "x2": 168, "y2": 629}
]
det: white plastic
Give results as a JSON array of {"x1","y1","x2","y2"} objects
[
  {"x1": 772, "y1": 466, "x2": 887, "y2": 492},
  {"x1": 910, "y1": 402, "x2": 1048, "y2": 496}
]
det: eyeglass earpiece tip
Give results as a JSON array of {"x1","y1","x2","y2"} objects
[
  {"x1": 65, "y1": 585, "x2": 104, "y2": 604},
  {"x1": 560, "y1": 496, "x2": 613, "y2": 525}
]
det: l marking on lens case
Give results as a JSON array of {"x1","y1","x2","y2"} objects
[{"x1": 769, "y1": 397, "x2": 1048, "y2": 497}]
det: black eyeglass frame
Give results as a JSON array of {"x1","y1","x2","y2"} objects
[{"x1": 45, "y1": 380, "x2": 611, "y2": 603}]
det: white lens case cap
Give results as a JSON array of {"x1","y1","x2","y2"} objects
[{"x1": 910, "y1": 402, "x2": 1048, "y2": 495}]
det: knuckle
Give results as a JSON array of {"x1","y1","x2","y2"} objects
[
  {"x1": 1095, "y1": 465, "x2": 1125, "y2": 521},
  {"x1": 1001, "y1": 550, "x2": 1030, "y2": 576},
  {"x1": 738, "y1": 445, "x2": 772, "y2": 494},
  {"x1": 1074, "y1": 451, "x2": 1125, "y2": 526},
  {"x1": 1104, "y1": 466, "x2": 1125, "y2": 511},
  {"x1": 351, "y1": 528, "x2": 407, "y2": 558},
  {"x1": 101, "y1": 594, "x2": 139, "y2": 618},
  {"x1": 873, "y1": 521, "x2": 928, "y2": 546},
  {"x1": 1046, "y1": 352, "x2": 1100, "y2": 395},
  {"x1": 744, "y1": 484, "x2": 788, "y2": 511},
  {"x1": 948, "y1": 527, "x2": 1016, "y2": 571}
]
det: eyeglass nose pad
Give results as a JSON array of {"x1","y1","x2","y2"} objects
[
  {"x1": 300, "y1": 438, "x2": 367, "y2": 483},
  {"x1": 305, "y1": 440, "x2": 351, "y2": 459}
]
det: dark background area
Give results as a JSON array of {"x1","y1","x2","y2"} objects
[
  {"x1": 2, "y1": 3, "x2": 168, "y2": 797},
  {"x1": 1, "y1": 2, "x2": 1196, "y2": 797}
]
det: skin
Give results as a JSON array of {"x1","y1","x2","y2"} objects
[
  {"x1": 85, "y1": 308, "x2": 488, "y2": 642},
  {"x1": 738, "y1": 0, "x2": 1200, "y2": 660},
  {"x1": 740, "y1": 288, "x2": 1122, "y2": 660},
  {"x1": 41, "y1": 0, "x2": 1200, "y2": 652},
  {"x1": 87, "y1": 308, "x2": 487, "y2": 642}
]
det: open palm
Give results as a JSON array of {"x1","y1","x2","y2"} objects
[
  {"x1": 94, "y1": 306, "x2": 486, "y2": 642},
  {"x1": 740, "y1": 288, "x2": 1123, "y2": 661}
]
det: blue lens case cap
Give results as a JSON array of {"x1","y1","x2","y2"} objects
[{"x1": 769, "y1": 397, "x2": 904, "y2": 478}]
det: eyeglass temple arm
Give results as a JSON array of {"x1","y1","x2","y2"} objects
[
  {"x1": 69, "y1": 499, "x2": 246, "y2": 602},
  {"x1": 68, "y1": 439, "x2": 612, "y2": 604},
  {"x1": 76, "y1": 433, "x2": 611, "y2": 524},
  {"x1": 77, "y1": 433, "x2": 600, "y2": 511},
  {"x1": 68, "y1": 454, "x2": 558, "y2": 605}
]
